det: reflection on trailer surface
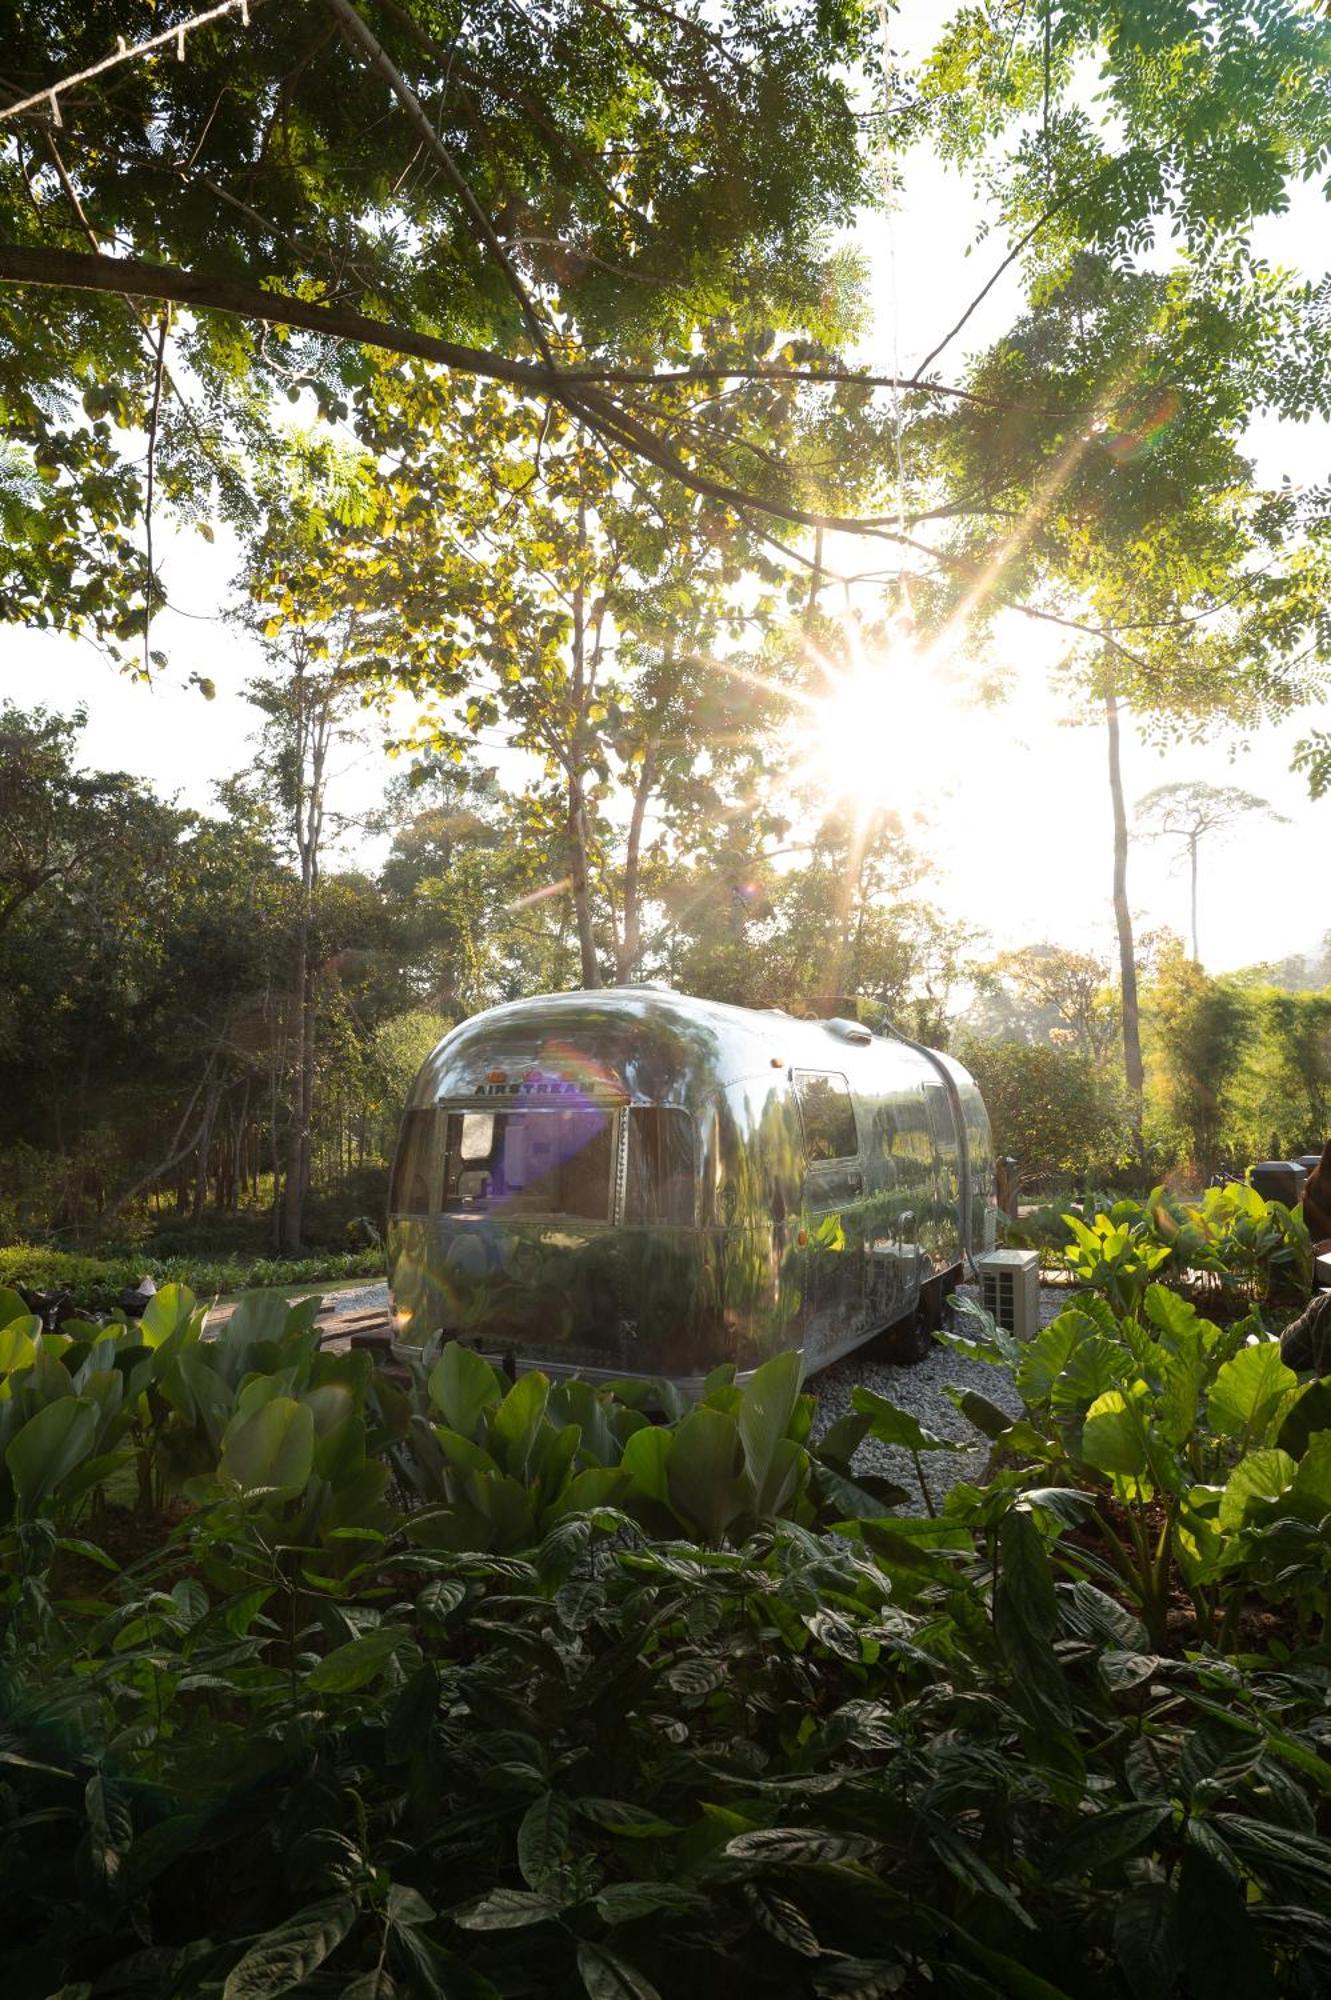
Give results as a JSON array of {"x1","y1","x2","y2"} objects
[{"x1": 387, "y1": 988, "x2": 995, "y2": 1391}]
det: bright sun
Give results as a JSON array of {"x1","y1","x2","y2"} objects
[{"x1": 801, "y1": 640, "x2": 943, "y2": 819}]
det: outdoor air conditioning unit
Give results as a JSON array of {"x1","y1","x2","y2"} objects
[{"x1": 975, "y1": 1249, "x2": 1041, "y2": 1340}]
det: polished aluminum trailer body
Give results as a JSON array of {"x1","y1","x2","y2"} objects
[{"x1": 387, "y1": 988, "x2": 994, "y2": 1390}]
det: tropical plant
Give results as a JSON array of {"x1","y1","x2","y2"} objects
[{"x1": 939, "y1": 1284, "x2": 1331, "y2": 1651}]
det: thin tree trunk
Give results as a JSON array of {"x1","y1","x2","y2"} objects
[
  {"x1": 1106, "y1": 694, "x2": 1144, "y2": 1114},
  {"x1": 616, "y1": 742, "x2": 656, "y2": 983},
  {"x1": 568, "y1": 774, "x2": 600, "y2": 987},
  {"x1": 567, "y1": 506, "x2": 601, "y2": 988},
  {"x1": 1189, "y1": 832, "x2": 1200, "y2": 962},
  {"x1": 192, "y1": 1080, "x2": 221, "y2": 1221},
  {"x1": 281, "y1": 917, "x2": 314, "y2": 1251}
]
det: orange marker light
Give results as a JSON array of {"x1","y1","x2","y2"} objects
[{"x1": 486, "y1": 1069, "x2": 507, "y2": 1084}]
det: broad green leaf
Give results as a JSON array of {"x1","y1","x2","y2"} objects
[
  {"x1": 307, "y1": 1627, "x2": 408, "y2": 1694},
  {"x1": 1207, "y1": 1343, "x2": 1298, "y2": 1444},
  {"x1": 575, "y1": 1798, "x2": 680, "y2": 1837},
  {"x1": 1276, "y1": 1379, "x2": 1331, "y2": 1459},
  {"x1": 576, "y1": 1942, "x2": 661, "y2": 2000},
  {"x1": 490, "y1": 1368, "x2": 550, "y2": 1479},
  {"x1": 0, "y1": 1286, "x2": 34, "y2": 1330},
  {"x1": 1218, "y1": 1448, "x2": 1298, "y2": 1531},
  {"x1": 139, "y1": 1283, "x2": 197, "y2": 1346},
  {"x1": 222, "y1": 1895, "x2": 358, "y2": 1999},
  {"x1": 1050, "y1": 1802, "x2": 1172, "y2": 1876},
  {"x1": 738, "y1": 1347, "x2": 803, "y2": 1504},
  {"x1": 453, "y1": 1888, "x2": 559, "y2": 1930},
  {"x1": 1081, "y1": 1384, "x2": 1152, "y2": 1485},
  {"x1": 218, "y1": 1395, "x2": 315, "y2": 1497},
  {"x1": 6, "y1": 1395, "x2": 98, "y2": 1518},
  {"x1": 948, "y1": 1387, "x2": 1016, "y2": 1441},
  {"x1": 428, "y1": 1341, "x2": 502, "y2": 1439},
  {"x1": 1049, "y1": 1333, "x2": 1123, "y2": 1420},
  {"x1": 0, "y1": 1317, "x2": 40, "y2": 1381},
  {"x1": 725, "y1": 1826, "x2": 877, "y2": 1866},
  {"x1": 1291, "y1": 1431, "x2": 1331, "y2": 1516},
  {"x1": 517, "y1": 1792, "x2": 572, "y2": 1891},
  {"x1": 621, "y1": 1423, "x2": 672, "y2": 1503},
  {"x1": 995, "y1": 1508, "x2": 1071, "y2": 1730},
  {"x1": 665, "y1": 1404, "x2": 749, "y2": 1540},
  {"x1": 851, "y1": 1387, "x2": 953, "y2": 1451},
  {"x1": 1014, "y1": 1315, "x2": 1079, "y2": 1404}
]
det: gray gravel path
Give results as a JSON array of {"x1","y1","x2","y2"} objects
[{"x1": 809, "y1": 1283, "x2": 1065, "y2": 1509}]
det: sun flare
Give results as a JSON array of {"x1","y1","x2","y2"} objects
[{"x1": 799, "y1": 636, "x2": 951, "y2": 822}]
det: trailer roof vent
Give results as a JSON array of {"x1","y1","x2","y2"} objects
[
  {"x1": 974, "y1": 1249, "x2": 1040, "y2": 1341},
  {"x1": 823, "y1": 1017, "x2": 872, "y2": 1045}
]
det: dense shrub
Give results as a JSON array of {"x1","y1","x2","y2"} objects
[
  {"x1": 951, "y1": 1033, "x2": 1131, "y2": 1191},
  {"x1": 2, "y1": 1277, "x2": 1331, "y2": 1996},
  {"x1": 0, "y1": 1242, "x2": 384, "y2": 1300}
]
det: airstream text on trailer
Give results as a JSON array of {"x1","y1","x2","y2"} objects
[{"x1": 387, "y1": 988, "x2": 995, "y2": 1391}]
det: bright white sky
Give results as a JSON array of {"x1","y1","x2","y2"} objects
[{"x1": 1, "y1": 5, "x2": 1327, "y2": 978}]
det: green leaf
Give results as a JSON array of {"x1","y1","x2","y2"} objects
[
  {"x1": 994, "y1": 1508, "x2": 1072, "y2": 1730},
  {"x1": 1291, "y1": 1431, "x2": 1331, "y2": 1515},
  {"x1": 725, "y1": 1827, "x2": 877, "y2": 1866},
  {"x1": 490, "y1": 1369, "x2": 550, "y2": 1480},
  {"x1": 666, "y1": 1405, "x2": 749, "y2": 1540},
  {"x1": 1276, "y1": 1378, "x2": 1331, "y2": 1459},
  {"x1": 621, "y1": 1423, "x2": 672, "y2": 1502},
  {"x1": 517, "y1": 1792, "x2": 571, "y2": 1891},
  {"x1": 1050, "y1": 1802, "x2": 1172, "y2": 1876},
  {"x1": 738, "y1": 1348, "x2": 803, "y2": 1506},
  {"x1": 139, "y1": 1283, "x2": 197, "y2": 1346},
  {"x1": 307, "y1": 1627, "x2": 408, "y2": 1694},
  {"x1": 949, "y1": 1387, "x2": 1017, "y2": 1441},
  {"x1": 222, "y1": 1895, "x2": 358, "y2": 1999},
  {"x1": 1081, "y1": 1384, "x2": 1152, "y2": 1484},
  {"x1": 453, "y1": 1888, "x2": 560, "y2": 1930},
  {"x1": 1217, "y1": 1448, "x2": 1297, "y2": 1530},
  {"x1": 5, "y1": 1395, "x2": 98, "y2": 1518},
  {"x1": 0, "y1": 1286, "x2": 35, "y2": 1330},
  {"x1": 575, "y1": 1798, "x2": 680, "y2": 1837},
  {"x1": 1113, "y1": 1883, "x2": 1181, "y2": 2000},
  {"x1": 576, "y1": 1943, "x2": 661, "y2": 2000},
  {"x1": 0, "y1": 1317, "x2": 40, "y2": 1377},
  {"x1": 1207, "y1": 1342, "x2": 1298, "y2": 1444},
  {"x1": 850, "y1": 1387, "x2": 954, "y2": 1451},
  {"x1": 218, "y1": 1395, "x2": 315, "y2": 1498},
  {"x1": 428, "y1": 1342, "x2": 502, "y2": 1439}
]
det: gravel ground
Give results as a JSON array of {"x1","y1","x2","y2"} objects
[
  {"x1": 808, "y1": 1285, "x2": 1054, "y2": 1510},
  {"x1": 301, "y1": 1278, "x2": 1068, "y2": 1511}
]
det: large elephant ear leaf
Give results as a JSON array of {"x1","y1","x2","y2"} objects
[
  {"x1": 1218, "y1": 1448, "x2": 1298, "y2": 1531},
  {"x1": 1081, "y1": 1384, "x2": 1154, "y2": 1499},
  {"x1": 1207, "y1": 1343, "x2": 1299, "y2": 1445},
  {"x1": 6, "y1": 1395, "x2": 99, "y2": 1518},
  {"x1": 218, "y1": 1396, "x2": 315, "y2": 1498}
]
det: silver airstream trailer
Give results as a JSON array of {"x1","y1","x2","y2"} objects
[{"x1": 387, "y1": 988, "x2": 995, "y2": 1392}]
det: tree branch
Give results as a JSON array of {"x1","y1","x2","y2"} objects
[{"x1": 320, "y1": 0, "x2": 555, "y2": 368}]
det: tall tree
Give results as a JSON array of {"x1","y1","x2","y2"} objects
[
  {"x1": 242, "y1": 628, "x2": 363, "y2": 1251},
  {"x1": 1137, "y1": 780, "x2": 1285, "y2": 963}
]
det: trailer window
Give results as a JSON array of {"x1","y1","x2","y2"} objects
[
  {"x1": 441, "y1": 1109, "x2": 613, "y2": 1220},
  {"x1": 793, "y1": 1071, "x2": 858, "y2": 1162},
  {"x1": 392, "y1": 1108, "x2": 438, "y2": 1215},
  {"x1": 624, "y1": 1108, "x2": 696, "y2": 1225}
]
